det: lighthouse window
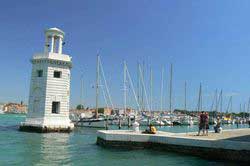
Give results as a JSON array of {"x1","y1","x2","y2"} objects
[
  {"x1": 54, "y1": 71, "x2": 61, "y2": 78},
  {"x1": 52, "y1": 102, "x2": 60, "y2": 114},
  {"x1": 37, "y1": 70, "x2": 43, "y2": 77}
]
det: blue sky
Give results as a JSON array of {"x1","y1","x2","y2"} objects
[{"x1": 1, "y1": 0, "x2": 250, "y2": 112}]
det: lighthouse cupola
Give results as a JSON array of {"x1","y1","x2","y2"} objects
[{"x1": 44, "y1": 27, "x2": 65, "y2": 54}]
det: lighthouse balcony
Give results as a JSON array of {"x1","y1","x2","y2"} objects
[{"x1": 32, "y1": 52, "x2": 72, "y2": 62}]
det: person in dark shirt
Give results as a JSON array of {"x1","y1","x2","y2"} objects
[
  {"x1": 205, "y1": 112, "x2": 209, "y2": 136},
  {"x1": 197, "y1": 111, "x2": 206, "y2": 136}
]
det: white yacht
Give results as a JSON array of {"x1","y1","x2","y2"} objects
[
  {"x1": 182, "y1": 116, "x2": 194, "y2": 125},
  {"x1": 151, "y1": 118, "x2": 165, "y2": 126},
  {"x1": 76, "y1": 117, "x2": 106, "y2": 128},
  {"x1": 162, "y1": 119, "x2": 172, "y2": 126}
]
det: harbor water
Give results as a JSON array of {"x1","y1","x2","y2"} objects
[{"x1": 0, "y1": 114, "x2": 248, "y2": 165}]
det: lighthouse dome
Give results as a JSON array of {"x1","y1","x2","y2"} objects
[{"x1": 45, "y1": 27, "x2": 65, "y2": 37}]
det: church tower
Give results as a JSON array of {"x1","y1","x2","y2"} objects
[{"x1": 20, "y1": 27, "x2": 74, "y2": 132}]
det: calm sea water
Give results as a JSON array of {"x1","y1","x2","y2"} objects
[{"x1": 0, "y1": 114, "x2": 248, "y2": 166}]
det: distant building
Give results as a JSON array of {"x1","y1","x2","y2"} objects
[
  {"x1": 113, "y1": 107, "x2": 136, "y2": 116},
  {"x1": 0, "y1": 103, "x2": 4, "y2": 111},
  {"x1": 3, "y1": 102, "x2": 27, "y2": 114},
  {"x1": 70, "y1": 107, "x2": 113, "y2": 117}
]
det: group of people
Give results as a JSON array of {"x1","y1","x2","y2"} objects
[
  {"x1": 197, "y1": 111, "x2": 222, "y2": 136},
  {"x1": 197, "y1": 111, "x2": 209, "y2": 136},
  {"x1": 143, "y1": 124, "x2": 157, "y2": 134}
]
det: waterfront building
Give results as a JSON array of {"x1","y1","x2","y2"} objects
[
  {"x1": 20, "y1": 27, "x2": 74, "y2": 132},
  {"x1": 0, "y1": 103, "x2": 4, "y2": 110},
  {"x1": 3, "y1": 102, "x2": 27, "y2": 114}
]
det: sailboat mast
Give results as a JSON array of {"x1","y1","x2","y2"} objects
[
  {"x1": 199, "y1": 83, "x2": 202, "y2": 111},
  {"x1": 230, "y1": 96, "x2": 233, "y2": 113},
  {"x1": 137, "y1": 62, "x2": 140, "y2": 112},
  {"x1": 248, "y1": 98, "x2": 250, "y2": 119},
  {"x1": 80, "y1": 72, "x2": 84, "y2": 108},
  {"x1": 215, "y1": 89, "x2": 218, "y2": 112},
  {"x1": 95, "y1": 55, "x2": 100, "y2": 118},
  {"x1": 141, "y1": 61, "x2": 145, "y2": 111},
  {"x1": 200, "y1": 83, "x2": 202, "y2": 112},
  {"x1": 226, "y1": 96, "x2": 232, "y2": 114},
  {"x1": 220, "y1": 90, "x2": 223, "y2": 113},
  {"x1": 184, "y1": 81, "x2": 187, "y2": 111},
  {"x1": 169, "y1": 63, "x2": 173, "y2": 113},
  {"x1": 197, "y1": 83, "x2": 202, "y2": 112},
  {"x1": 243, "y1": 102, "x2": 246, "y2": 119},
  {"x1": 124, "y1": 61, "x2": 127, "y2": 116},
  {"x1": 150, "y1": 67, "x2": 153, "y2": 111},
  {"x1": 160, "y1": 67, "x2": 164, "y2": 112}
]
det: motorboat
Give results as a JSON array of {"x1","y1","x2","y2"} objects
[
  {"x1": 162, "y1": 119, "x2": 172, "y2": 126},
  {"x1": 151, "y1": 119, "x2": 165, "y2": 126},
  {"x1": 181, "y1": 116, "x2": 194, "y2": 125}
]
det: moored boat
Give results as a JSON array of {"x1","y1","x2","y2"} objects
[{"x1": 76, "y1": 117, "x2": 106, "y2": 128}]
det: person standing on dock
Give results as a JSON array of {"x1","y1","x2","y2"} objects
[
  {"x1": 197, "y1": 111, "x2": 206, "y2": 136},
  {"x1": 214, "y1": 117, "x2": 222, "y2": 133},
  {"x1": 205, "y1": 112, "x2": 209, "y2": 136}
]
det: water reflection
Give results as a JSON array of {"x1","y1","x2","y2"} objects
[
  {"x1": 37, "y1": 133, "x2": 71, "y2": 165},
  {"x1": 22, "y1": 133, "x2": 71, "y2": 166}
]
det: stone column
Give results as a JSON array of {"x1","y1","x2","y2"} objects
[
  {"x1": 58, "y1": 37, "x2": 63, "y2": 54},
  {"x1": 50, "y1": 36, "x2": 54, "y2": 53},
  {"x1": 44, "y1": 36, "x2": 49, "y2": 53},
  {"x1": 53, "y1": 37, "x2": 57, "y2": 53}
]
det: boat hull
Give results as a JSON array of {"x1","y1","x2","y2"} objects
[{"x1": 76, "y1": 119, "x2": 106, "y2": 128}]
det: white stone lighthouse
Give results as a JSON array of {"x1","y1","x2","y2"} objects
[{"x1": 20, "y1": 27, "x2": 74, "y2": 132}]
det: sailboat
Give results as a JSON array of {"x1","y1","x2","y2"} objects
[
  {"x1": 209, "y1": 89, "x2": 218, "y2": 125},
  {"x1": 150, "y1": 118, "x2": 164, "y2": 126},
  {"x1": 222, "y1": 96, "x2": 233, "y2": 124},
  {"x1": 123, "y1": 62, "x2": 144, "y2": 127},
  {"x1": 181, "y1": 81, "x2": 193, "y2": 126},
  {"x1": 195, "y1": 83, "x2": 203, "y2": 125},
  {"x1": 168, "y1": 64, "x2": 177, "y2": 126},
  {"x1": 76, "y1": 55, "x2": 108, "y2": 128},
  {"x1": 158, "y1": 68, "x2": 172, "y2": 126}
]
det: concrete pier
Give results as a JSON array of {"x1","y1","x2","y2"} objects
[{"x1": 97, "y1": 128, "x2": 250, "y2": 162}]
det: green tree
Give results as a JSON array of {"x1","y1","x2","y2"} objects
[{"x1": 76, "y1": 104, "x2": 84, "y2": 110}]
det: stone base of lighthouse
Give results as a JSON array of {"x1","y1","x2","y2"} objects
[{"x1": 19, "y1": 117, "x2": 74, "y2": 133}]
